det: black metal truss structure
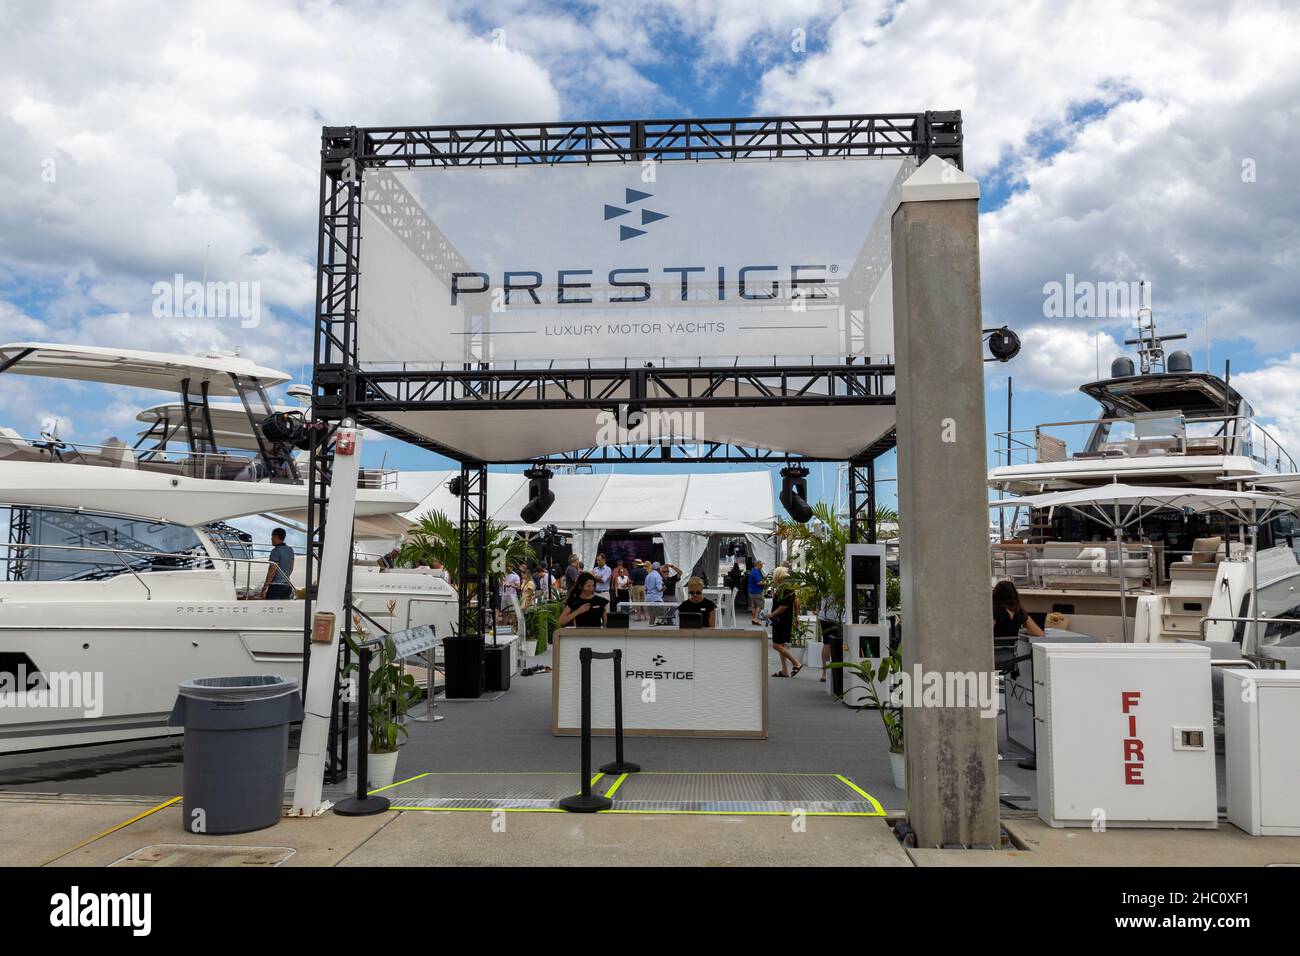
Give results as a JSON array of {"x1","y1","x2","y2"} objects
[
  {"x1": 456, "y1": 464, "x2": 491, "y2": 642},
  {"x1": 848, "y1": 460, "x2": 877, "y2": 545},
  {"x1": 309, "y1": 112, "x2": 956, "y2": 768},
  {"x1": 340, "y1": 112, "x2": 961, "y2": 168},
  {"x1": 347, "y1": 361, "x2": 896, "y2": 463}
]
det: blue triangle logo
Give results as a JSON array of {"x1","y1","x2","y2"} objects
[
  {"x1": 641, "y1": 209, "x2": 668, "y2": 225},
  {"x1": 625, "y1": 188, "x2": 653, "y2": 204},
  {"x1": 619, "y1": 225, "x2": 647, "y2": 241},
  {"x1": 604, "y1": 204, "x2": 630, "y2": 220}
]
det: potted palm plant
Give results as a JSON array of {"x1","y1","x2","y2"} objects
[
  {"x1": 829, "y1": 638, "x2": 906, "y2": 788},
  {"x1": 397, "y1": 509, "x2": 535, "y2": 697},
  {"x1": 343, "y1": 614, "x2": 422, "y2": 789},
  {"x1": 523, "y1": 597, "x2": 565, "y2": 655}
]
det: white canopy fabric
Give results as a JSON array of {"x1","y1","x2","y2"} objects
[
  {"x1": 997, "y1": 484, "x2": 1294, "y2": 526},
  {"x1": 0, "y1": 342, "x2": 290, "y2": 395},
  {"x1": 397, "y1": 470, "x2": 779, "y2": 567}
]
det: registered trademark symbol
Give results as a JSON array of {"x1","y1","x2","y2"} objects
[{"x1": 829, "y1": 264, "x2": 839, "y2": 273}]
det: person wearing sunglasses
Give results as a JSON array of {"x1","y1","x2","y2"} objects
[{"x1": 675, "y1": 575, "x2": 717, "y2": 628}]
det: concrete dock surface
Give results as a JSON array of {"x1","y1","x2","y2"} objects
[{"x1": 3, "y1": 794, "x2": 1296, "y2": 868}]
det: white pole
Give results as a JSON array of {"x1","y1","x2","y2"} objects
[
  {"x1": 290, "y1": 421, "x2": 362, "y2": 816},
  {"x1": 1251, "y1": 506, "x2": 1260, "y2": 652},
  {"x1": 1115, "y1": 524, "x2": 1129, "y2": 642}
]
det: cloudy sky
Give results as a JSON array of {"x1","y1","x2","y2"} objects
[{"x1": 2, "y1": 0, "x2": 1298, "y2": 505}]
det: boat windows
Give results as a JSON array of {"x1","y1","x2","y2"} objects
[{"x1": 2, "y1": 506, "x2": 208, "y2": 582}]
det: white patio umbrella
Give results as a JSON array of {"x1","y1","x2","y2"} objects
[
  {"x1": 631, "y1": 514, "x2": 773, "y2": 585},
  {"x1": 991, "y1": 484, "x2": 1296, "y2": 641},
  {"x1": 630, "y1": 515, "x2": 774, "y2": 536}
]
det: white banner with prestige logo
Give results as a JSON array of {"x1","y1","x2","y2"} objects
[{"x1": 357, "y1": 158, "x2": 908, "y2": 367}]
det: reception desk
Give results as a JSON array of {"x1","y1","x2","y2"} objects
[{"x1": 552, "y1": 628, "x2": 768, "y2": 738}]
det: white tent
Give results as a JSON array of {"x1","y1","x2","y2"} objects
[
  {"x1": 632, "y1": 514, "x2": 775, "y2": 580},
  {"x1": 395, "y1": 469, "x2": 778, "y2": 566}
]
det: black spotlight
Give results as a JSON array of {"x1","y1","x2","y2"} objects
[
  {"x1": 261, "y1": 411, "x2": 311, "y2": 450},
  {"x1": 446, "y1": 475, "x2": 464, "y2": 497},
  {"x1": 779, "y1": 464, "x2": 813, "y2": 523},
  {"x1": 984, "y1": 326, "x2": 1022, "y2": 363},
  {"x1": 519, "y1": 466, "x2": 555, "y2": 525}
]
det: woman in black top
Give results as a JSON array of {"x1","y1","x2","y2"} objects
[
  {"x1": 675, "y1": 576, "x2": 717, "y2": 627},
  {"x1": 767, "y1": 567, "x2": 802, "y2": 677},
  {"x1": 558, "y1": 571, "x2": 609, "y2": 628},
  {"x1": 992, "y1": 580, "x2": 1043, "y2": 638},
  {"x1": 660, "y1": 563, "x2": 682, "y2": 600}
]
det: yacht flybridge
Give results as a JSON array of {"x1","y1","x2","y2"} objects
[
  {"x1": 989, "y1": 311, "x2": 1300, "y2": 656},
  {"x1": 0, "y1": 342, "x2": 455, "y2": 754}
]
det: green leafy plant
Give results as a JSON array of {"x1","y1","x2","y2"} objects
[
  {"x1": 523, "y1": 597, "x2": 565, "y2": 654},
  {"x1": 827, "y1": 638, "x2": 904, "y2": 754},
  {"x1": 789, "y1": 614, "x2": 811, "y2": 647},
  {"x1": 397, "y1": 509, "x2": 536, "y2": 613},
  {"x1": 343, "y1": 614, "x2": 422, "y2": 754},
  {"x1": 776, "y1": 503, "x2": 901, "y2": 638}
]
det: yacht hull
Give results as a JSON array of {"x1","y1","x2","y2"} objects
[{"x1": 0, "y1": 585, "x2": 457, "y2": 754}]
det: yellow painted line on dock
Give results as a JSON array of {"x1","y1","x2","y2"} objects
[
  {"x1": 603, "y1": 772, "x2": 630, "y2": 798},
  {"x1": 41, "y1": 795, "x2": 182, "y2": 866},
  {"x1": 388, "y1": 805, "x2": 881, "y2": 816},
  {"x1": 834, "y1": 774, "x2": 886, "y2": 815},
  {"x1": 369, "y1": 771, "x2": 431, "y2": 794}
]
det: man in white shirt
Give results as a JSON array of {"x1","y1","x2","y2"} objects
[{"x1": 592, "y1": 553, "x2": 612, "y2": 599}]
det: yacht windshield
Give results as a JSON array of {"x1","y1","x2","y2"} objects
[{"x1": 1, "y1": 506, "x2": 209, "y2": 581}]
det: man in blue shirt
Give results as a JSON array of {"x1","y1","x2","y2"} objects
[
  {"x1": 261, "y1": 528, "x2": 296, "y2": 600},
  {"x1": 748, "y1": 560, "x2": 766, "y2": 624}
]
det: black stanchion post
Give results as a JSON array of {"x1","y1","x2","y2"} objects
[
  {"x1": 334, "y1": 643, "x2": 391, "y2": 816},
  {"x1": 560, "y1": 647, "x2": 612, "y2": 812},
  {"x1": 600, "y1": 648, "x2": 640, "y2": 774}
]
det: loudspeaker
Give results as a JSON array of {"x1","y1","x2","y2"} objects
[
  {"x1": 483, "y1": 644, "x2": 512, "y2": 693},
  {"x1": 442, "y1": 636, "x2": 484, "y2": 699}
]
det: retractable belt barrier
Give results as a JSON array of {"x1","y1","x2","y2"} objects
[
  {"x1": 334, "y1": 641, "x2": 391, "y2": 817},
  {"x1": 559, "y1": 647, "x2": 641, "y2": 813}
]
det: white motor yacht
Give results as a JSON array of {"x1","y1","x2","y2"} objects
[
  {"x1": 988, "y1": 313, "x2": 1300, "y2": 656},
  {"x1": 0, "y1": 342, "x2": 457, "y2": 754}
]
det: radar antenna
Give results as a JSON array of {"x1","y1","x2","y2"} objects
[{"x1": 1123, "y1": 280, "x2": 1186, "y2": 374}]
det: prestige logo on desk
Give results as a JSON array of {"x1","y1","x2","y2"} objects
[{"x1": 626, "y1": 653, "x2": 693, "y2": 681}]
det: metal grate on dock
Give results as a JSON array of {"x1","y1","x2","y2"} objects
[{"x1": 373, "y1": 771, "x2": 885, "y2": 816}]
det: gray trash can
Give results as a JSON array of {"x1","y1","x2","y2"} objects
[{"x1": 167, "y1": 675, "x2": 303, "y2": 835}]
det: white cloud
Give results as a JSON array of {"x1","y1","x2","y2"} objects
[
  {"x1": 756, "y1": 0, "x2": 1300, "y2": 355},
  {"x1": 0, "y1": 0, "x2": 563, "y2": 349},
  {"x1": 1232, "y1": 355, "x2": 1300, "y2": 460},
  {"x1": 987, "y1": 324, "x2": 1125, "y2": 395}
]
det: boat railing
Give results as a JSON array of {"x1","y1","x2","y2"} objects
[
  {"x1": 3, "y1": 432, "x2": 399, "y2": 487},
  {"x1": 992, "y1": 414, "x2": 1296, "y2": 473},
  {"x1": 991, "y1": 540, "x2": 1159, "y2": 590},
  {"x1": 1, "y1": 434, "x2": 271, "y2": 481}
]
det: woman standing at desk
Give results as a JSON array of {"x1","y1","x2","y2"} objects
[
  {"x1": 558, "y1": 571, "x2": 609, "y2": 628},
  {"x1": 676, "y1": 576, "x2": 718, "y2": 627}
]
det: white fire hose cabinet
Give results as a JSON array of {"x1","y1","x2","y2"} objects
[
  {"x1": 1033, "y1": 643, "x2": 1216, "y2": 829},
  {"x1": 1222, "y1": 670, "x2": 1300, "y2": 836}
]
